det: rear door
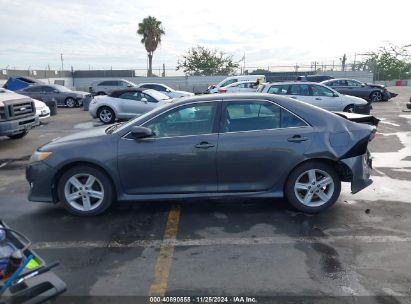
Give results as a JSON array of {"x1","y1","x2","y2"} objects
[{"x1": 217, "y1": 99, "x2": 313, "y2": 192}]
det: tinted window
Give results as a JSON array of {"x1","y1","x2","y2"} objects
[
  {"x1": 267, "y1": 84, "x2": 289, "y2": 95},
  {"x1": 99, "y1": 81, "x2": 118, "y2": 86},
  {"x1": 141, "y1": 92, "x2": 158, "y2": 103},
  {"x1": 221, "y1": 79, "x2": 237, "y2": 87},
  {"x1": 289, "y1": 84, "x2": 310, "y2": 96},
  {"x1": 24, "y1": 86, "x2": 42, "y2": 92},
  {"x1": 119, "y1": 91, "x2": 142, "y2": 100},
  {"x1": 144, "y1": 103, "x2": 217, "y2": 138},
  {"x1": 346, "y1": 80, "x2": 362, "y2": 87},
  {"x1": 43, "y1": 86, "x2": 55, "y2": 92},
  {"x1": 311, "y1": 85, "x2": 334, "y2": 97}
]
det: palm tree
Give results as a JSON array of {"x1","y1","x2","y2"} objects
[{"x1": 137, "y1": 16, "x2": 165, "y2": 77}]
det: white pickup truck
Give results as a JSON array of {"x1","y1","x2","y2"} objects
[{"x1": 0, "y1": 90, "x2": 39, "y2": 139}]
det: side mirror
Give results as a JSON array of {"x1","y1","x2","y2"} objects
[
  {"x1": 141, "y1": 97, "x2": 148, "y2": 103},
  {"x1": 333, "y1": 93, "x2": 339, "y2": 97},
  {"x1": 130, "y1": 126, "x2": 153, "y2": 139},
  {"x1": 127, "y1": 84, "x2": 133, "y2": 88},
  {"x1": 361, "y1": 83, "x2": 365, "y2": 87},
  {"x1": 53, "y1": 90, "x2": 59, "y2": 93},
  {"x1": 166, "y1": 89, "x2": 171, "y2": 93}
]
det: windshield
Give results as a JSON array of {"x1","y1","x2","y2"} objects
[
  {"x1": 53, "y1": 85, "x2": 72, "y2": 92},
  {"x1": 145, "y1": 89, "x2": 171, "y2": 100}
]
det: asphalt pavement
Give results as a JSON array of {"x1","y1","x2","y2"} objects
[{"x1": 1, "y1": 89, "x2": 411, "y2": 303}]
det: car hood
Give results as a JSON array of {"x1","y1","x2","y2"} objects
[
  {"x1": 40, "y1": 126, "x2": 109, "y2": 151},
  {"x1": 365, "y1": 83, "x2": 385, "y2": 89},
  {"x1": 342, "y1": 94, "x2": 368, "y2": 104}
]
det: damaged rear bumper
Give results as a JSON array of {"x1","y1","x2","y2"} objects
[{"x1": 341, "y1": 151, "x2": 373, "y2": 194}]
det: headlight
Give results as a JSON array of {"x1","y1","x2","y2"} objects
[{"x1": 29, "y1": 151, "x2": 52, "y2": 163}]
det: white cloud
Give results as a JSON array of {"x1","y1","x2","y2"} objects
[{"x1": 0, "y1": 0, "x2": 409, "y2": 72}]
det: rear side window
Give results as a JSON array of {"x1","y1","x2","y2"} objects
[
  {"x1": 221, "y1": 79, "x2": 237, "y2": 87},
  {"x1": 267, "y1": 85, "x2": 289, "y2": 95},
  {"x1": 289, "y1": 84, "x2": 310, "y2": 96},
  {"x1": 223, "y1": 101, "x2": 307, "y2": 132},
  {"x1": 99, "y1": 81, "x2": 118, "y2": 86}
]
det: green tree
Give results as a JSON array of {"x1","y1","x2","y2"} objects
[
  {"x1": 177, "y1": 46, "x2": 239, "y2": 76},
  {"x1": 356, "y1": 44, "x2": 411, "y2": 80},
  {"x1": 137, "y1": 16, "x2": 165, "y2": 77}
]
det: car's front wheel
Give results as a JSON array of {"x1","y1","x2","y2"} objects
[
  {"x1": 285, "y1": 161, "x2": 341, "y2": 213},
  {"x1": 57, "y1": 165, "x2": 114, "y2": 216},
  {"x1": 97, "y1": 107, "x2": 116, "y2": 124},
  {"x1": 343, "y1": 104, "x2": 355, "y2": 113}
]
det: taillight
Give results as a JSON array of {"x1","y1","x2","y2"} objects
[{"x1": 219, "y1": 89, "x2": 227, "y2": 93}]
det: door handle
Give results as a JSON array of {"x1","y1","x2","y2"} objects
[
  {"x1": 315, "y1": 98, "x2": 322, "y2": 100},
  {"x1": 287, "y1": 135, "x2": 308, "y2": 143},
  {"x1": 290, "y1": 96, "x2": 298, "y2": 99},
  {"x1": 195, "y1": 142, "x2": 215, "y2": 149}
]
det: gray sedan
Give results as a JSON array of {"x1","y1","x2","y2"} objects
[
  {"x1": 16, "y1": 84, "x2": 92, "y2": 108},
  {"x1": 26, "y1": 93, "x2": 375, "y2": 216}
]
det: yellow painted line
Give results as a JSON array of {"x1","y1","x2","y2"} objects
[{"x1": 149, "y1": 204, "x2": 181, "y2": 297}]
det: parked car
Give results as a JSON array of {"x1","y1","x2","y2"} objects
[
  {"x1": 206, "y1": 75, "x2": 266, "y2": 94},
  {"x1": 89, "y1": 88, "x2": 171, "y2": 124},
  {"x1": 321, "y1": 78, "x2": 392, "y2": 102},
  {"x1": 257, "y1": 82, "x2": 371, "y2": 114},
  {"x1": 89, "y1": 79, "x2": 137, "y2": 95},
  {"x1": 1, "y1": 89, "x2": 50, "y2": 121},
  {"x1": 0, "y1": 89, "x2": 39, "y2": 139},
  {"x1": 16, "y1": 84, "x2": 91, "y2": 108},
  {"x1": 218, "y1": 80, "x2": 259, "y2": 93},
  {"x1": 297, "y1": 75, "x2": 334, "y2": 82},
  {"x1": 26, "y1": 93, "x2": 375, "y2": 216},
  {"x1": 407, "y1": 97, "x2": 411, "y2": 110},
  {"x1": 136, "y1": 83, "x2": 194, "y2": 98}
]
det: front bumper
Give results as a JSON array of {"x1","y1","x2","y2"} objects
[
  {"x1": 0, "y1": 115, "x2": 39, "y2": 136},
  {"x1": 341, "y1": 151, "x2": 373, "y2": 194},
  {"x1": 26, "y1": 161, "x2": 57, "y2": 203},
  {"x1": 353, "y1": 103, "x2": 371, "y2": 115}
]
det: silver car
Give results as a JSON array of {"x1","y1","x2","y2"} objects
[
  {"x1": 89, "y1": 79, "x2": 137, "y2": 95},
  {"x1": 89, "y1": 88, "x2": 171, "y2": 124}
]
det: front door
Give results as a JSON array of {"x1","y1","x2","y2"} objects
[
  {"x1": 217, "y1": 100, "x2": 313, "y2": 192},
  {"x1": 117, "y1": 101, "x2": 220, "y2": 194}
]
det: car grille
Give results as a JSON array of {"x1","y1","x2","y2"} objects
[{"x1": 0, "y1": 99, "x2": 35, "y2": 121}]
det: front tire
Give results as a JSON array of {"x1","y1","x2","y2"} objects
[
  {"x1": 7, "y1": 130, "x2": 28, "y2": 139},
  {"x1": 57, "y1": 166, "x2": 114, "y2": 216},
  {"x1": 285, "y1": 161, "x2": 341, "y2": 213},
  {"x1": 97, "y1": 107, "x2": 116, "y2": 124},
  {"x1": 65, "y1": 97, "x2": 77, "y2": 108},
  {"x1": 343, "y1": 104, "x2": 355, "y2": 113}
]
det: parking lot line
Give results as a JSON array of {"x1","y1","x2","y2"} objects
[
  {"x1": 32, "y1": 235, "x2": 411, "y2": 250},
  {"x1": 148, "y1": 204, "x2": 181, "y2": 297}
]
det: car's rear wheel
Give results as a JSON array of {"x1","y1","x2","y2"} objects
[
  {"x1": 343, "y1": 104, "x2": 355, "y2": 113},
  {"x1": 65, "y1": 97, "x2": 77, "y2": 108},
  {"x1": 7, "y1": 130, "x2": 28, "y2": 139},
  {"x1": 285, "y1": 161, "x2": 341, "y2": 213},
  {"x1": 58, "y1": 166, "x2": 114, "y2": 216},
  {"x1": 370, "y1": 91, "x2": 383, "y2": 102},
  {"x1": 97, "y1": 106, "x2": 115, "y2": 124}
]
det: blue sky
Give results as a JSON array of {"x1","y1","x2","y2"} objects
[{"x1": 0, "y1": 0, "x2": 409, "y2": 72}]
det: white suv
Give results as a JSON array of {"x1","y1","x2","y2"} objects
[{"x1": 258, "y1": 82, "x2": 371, "y2": 114}]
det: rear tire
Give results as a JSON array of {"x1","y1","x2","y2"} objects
[
  {"x1": 285, "y1": 161, "x2": 341, "y2": 213},
  {"x1": 97, "y1": 106, "x2": 116, "y2": 124},
  {"x1": 57, "y1": 165, "x2": 114, "y2": 216},
  {"x1": 7, "y1": 130, "x2": 28, "y2": 139}
]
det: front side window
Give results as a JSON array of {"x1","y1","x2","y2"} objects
[
  {"x1": 24, "y1": 86, "x2": 41, "y2": 92},
  {"x1": 43, "y1": 86, "x2": 55, "y2": 92},
  {"x1": 223, "y1": 101, "x2": 307, "y2": 132},
  {"x1": 311, "y1": 85, "x2": 334, "y2": 97},
  {"x1": 141, "y1": 93, "x2": 158, "y2": 103},
  {"x1": 346, "y1": 80, "x2": 361, "y2": 87},
  {"x1": 144, "y1": 103, "x2": 217, "y2": 138},
  {"x1": 119, "y1": 91, "x2": 142, "y2": 101},
  {"x1": 267, "y1": 84, "x2": 289, "y2": 95}
]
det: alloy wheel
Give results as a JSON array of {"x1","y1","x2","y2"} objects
[
  {"x1": 66, "y1": 98, "x2": 76, "y2": 108},
  {"x1": 371, "y1": 91, "x2": 383, "y2": 102},
  {"x1": 294, "y1": 169, "x2": 335, "y2": 207},
  {"x1": 64, "y1": 173, "x2": 105, "y2": 212},
  {"x1": 99, "y1": 109, "x2": 113, "y2": 123}
]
